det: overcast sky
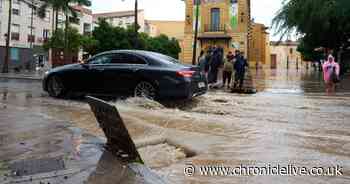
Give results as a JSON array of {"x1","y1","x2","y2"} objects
[{"x1": 91, "y1": 0, "x2": 285, "y2": 40}]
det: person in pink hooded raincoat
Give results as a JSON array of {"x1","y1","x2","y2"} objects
[{"x1": 322, "y1": 55, "x2": 340, "y2": 94}]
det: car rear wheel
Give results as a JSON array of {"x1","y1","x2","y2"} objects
[
  {"x1": 47, "y1": 76, "x2": 66, "y2": 98},
  {"x1": 134, "y1": 81, "x2": 156, "y2": 100}
]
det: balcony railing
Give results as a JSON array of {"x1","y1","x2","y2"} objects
[{"x1": 203, "y1": 24, "x2": 227, "y2": 33}]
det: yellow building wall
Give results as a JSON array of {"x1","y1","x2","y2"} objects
[
  {"x1": 182, "y1": 0, "x2": 250, "y2": 64},
  {"x1": 270, "y1": 42, "x2": 304, "y2": 70},
  {"x1": 248, "y1": 23, "x2": 270, "y2": 68},
  {"x1": 146, "y1": 20, "x2": 185, "y2": 40}
]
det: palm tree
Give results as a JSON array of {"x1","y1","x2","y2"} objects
[{"x1": 38, "y1": 0, "x2": 91, "y2": 63}]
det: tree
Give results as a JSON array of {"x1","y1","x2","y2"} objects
[
  {"x1": 272, "y1": 0, "x2": 350, "y2": 62},
  {"x1": 297, "y1": 37, "x2": 324, "y2": 61},
  {"x1": 39, "y1": 0, "x2": 91, "y2": 62},
  {"x1": 89, "y1": 19, "x2": 181, "y2": 59},
  {"x1": 43, "y1": 27, "x2": 83, "y2": 53}
]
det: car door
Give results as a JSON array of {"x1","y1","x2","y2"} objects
[
  {"x1": 102, "y1": 53, "x2": 148, "y2": 94},
  {"x1": 82, "y1": 54, "x2": 111, "y2": 94}
]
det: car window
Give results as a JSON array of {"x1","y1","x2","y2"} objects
[
  {"x1": 110, "y1": 53, "x2": 147, "y2": 65},
  {"x1": 89, "y1": 55, "x2": 112, "y2": 64},
  {"x1": 146, "y1": 52, "x2": 182, "y2": 65},
  {"x1": 89, "y1": 53, "x2": 147, "y2": 65}
]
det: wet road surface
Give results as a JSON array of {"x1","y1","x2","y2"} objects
[{"x1": 0, "y1": 69, "x2": 350, "y2": 183}]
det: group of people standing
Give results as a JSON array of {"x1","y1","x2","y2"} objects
[{"x1": 198, "y1": 46, "x2": 249, "y2": 89}]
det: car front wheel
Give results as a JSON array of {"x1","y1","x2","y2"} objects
[
  {"x1": 134, "y1": 81, "x2": 156, "y2": 100},
  {"x1": 47, "y1": 76, "x2": 66, "y2": 98}
]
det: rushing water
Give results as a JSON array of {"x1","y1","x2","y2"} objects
[{"x1": 1, "y1": 68, "x2": 350, "y2": 183}]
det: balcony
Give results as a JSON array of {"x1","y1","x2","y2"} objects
[
  {"x1": 203, "y1": 24, "x2": 227, "y2": 33},
  {"x1": 198, "y1": 24, "x2": 231, "y2": 40}
]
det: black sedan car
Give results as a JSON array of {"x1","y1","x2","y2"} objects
[{"x1": 43, "y1": 50, "x2": 208, "y2": 100}]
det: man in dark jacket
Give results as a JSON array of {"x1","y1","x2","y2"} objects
[
  {"x1": 208, "y1": 47, "x2": 223, "y2": 84},
  {"x1": 233, "y1": 50, "x2": 249, "y2": 89}
]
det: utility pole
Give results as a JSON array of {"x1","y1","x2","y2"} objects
[
  {"x1": 3, "y1": 0, "x2": 13, "y2": 73},
  {"x1": 134, "y1": 0, "x2": 138, "y2": 49},
  {"x1": 192, "y1": 0, "x2": 200, "y2": 65},
  {"x1": 30, "y1": 0, "x2": 34, "y2": 49},
  {"x1": 296, "y1": 57, "x2": 299, "y2": 70}
]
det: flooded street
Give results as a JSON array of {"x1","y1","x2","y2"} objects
[{"x1": 1, "y1": 69, "x2": 350, "y2": 183}]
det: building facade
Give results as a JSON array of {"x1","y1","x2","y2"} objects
[
  {"x1": 93, "y1": 10, "x2": 145, "y2": 32},
  {"x1": 248, "y1": 22, "x2": 270, "y2": 69},
  {"x1": 270, "y1": 41, "x2": 304, "y2": 70},
  {"x1": 145, "y1": 20, "x2": 185, "y2": 40},
  {"x1": 0, "y1": 0, "x2": 52, "y2": 69},
  {"x1": 0, "y1": 0, "x2": 93, "y2": 69},
  {"x1": 182, "y1": 0, "x2": 251, "y2": 64}
]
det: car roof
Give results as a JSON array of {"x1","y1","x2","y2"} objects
[{"x1": 93, "y1": 50, "x2": 157, "y2": 57}]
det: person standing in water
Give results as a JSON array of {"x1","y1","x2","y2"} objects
[
  {"x1": 322, "y1": 55, "x2": 340, "y2": 94},
  {"x1": 197, "y1": 50, "x2": 208, "y2": 79},
  {"x1": 222, "y1": 51, "x2": 235, "y2": 89},
  {"x1": 233, "y1": 50, "x2": 249, "y2": 89}
]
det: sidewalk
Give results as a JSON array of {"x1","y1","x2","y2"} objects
[{"x1": 0, "y1": 71, "x2": 44, "y2": 81}]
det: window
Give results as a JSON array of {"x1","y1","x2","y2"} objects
[
  {"x1": 89, "y1": 55, "x2": 112, "y2": 64},
  {"x1": 210, "y1": 8, "x2": 220, "y2": 31},
  {"x1": 11, "y1": 33, "x2": 20, "y2": 40},
  {"x1": 11, "y1": 24, "x2": 20, "y2": 41},
  {"x1": 12, "y1": 8, "x2": 20, "y2": 16},
  {"x1": 83, "y1": 23, "x2": 91, "y2": 35},
  {"x1": 43, "y1": 29, "x2": 49, "y2": 40},
  {"x1": 28, "y1": 35, "x2": 35, "y2": 42},
  {"x1": 69, "y1": 16, "x2": 80, "y2": 24},
  {"x1": 115, "y1": 54, "x2": 147, "y2": 64},
  {"x1": 58, "y1": 13, "x2": 64, "y2": 23},
  {"x1": 290, "y1": 48, "x2": 293, "y2": 54}
]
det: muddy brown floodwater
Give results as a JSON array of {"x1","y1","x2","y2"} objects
[{"x1": 1, "y1": 69, "x2": 350, "y2": 184}]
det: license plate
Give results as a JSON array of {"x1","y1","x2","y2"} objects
[{"x1": 198, "y1": 82, "x2": 206, "y2": 88}]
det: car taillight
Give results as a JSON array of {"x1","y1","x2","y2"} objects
[{"x1": 176, "y1": 70, "x2": 195, "y2": 78}]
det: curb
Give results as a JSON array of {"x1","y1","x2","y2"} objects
[{"x1": 0, "y1": 76, "x2": 42, "y2": 81}]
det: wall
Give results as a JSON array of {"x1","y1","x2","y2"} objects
[
  {"x1": 0, "y1": 0, "x2": 52, "y2": 49},
  {"x1": 248, "y1": 23, "x2": 270, "y2": 69},
  {"x1": 182, "y1": 0, "x2": 250, "y2": 64},
  {"x1": 270, "y1": 41, "x2": 304, "y2": 70},
  {"x1": 145, "y1": 20, "x2": 185, "y2": 40},
  {"x1": 93, "y1": 10, "x2": 145, "y2": 32}
]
